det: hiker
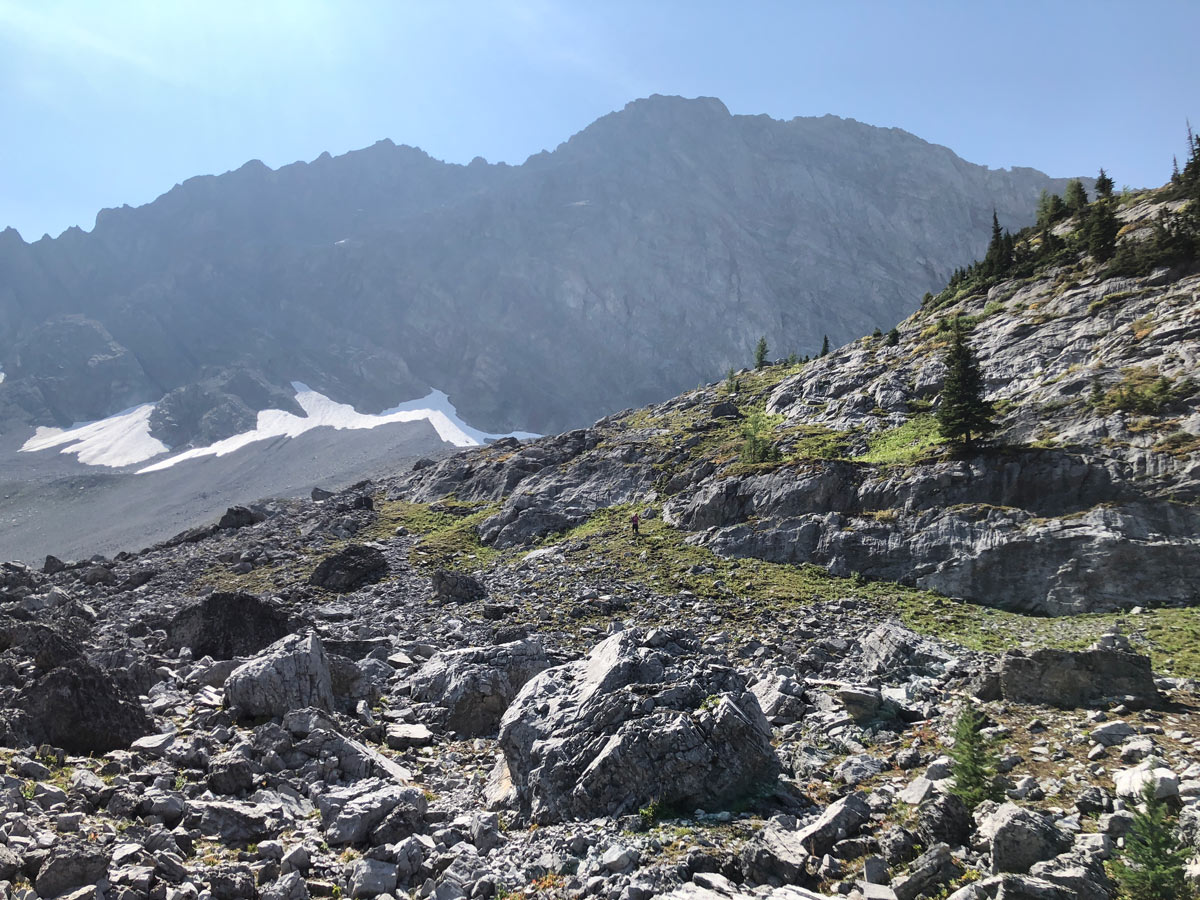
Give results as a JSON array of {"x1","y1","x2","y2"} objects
[{"x1": 630, "y1": 511, "x2": 640, "y2": 539}]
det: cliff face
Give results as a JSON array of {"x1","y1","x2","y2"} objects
[
  {"x1": 0, "y1": 95, "x2": 1082, "y2": 438},
  {"x1": 391, "y1": 191, "x2": 1200, "y2": 615}
]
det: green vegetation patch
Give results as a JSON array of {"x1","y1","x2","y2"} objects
[
  {"x1": 546, "y1": 504, "x2": 921, "y2": 624},
  {"x1": 1153, "y1": 431, "x2": 1200, "y2": 458},
  {"x1": 367, "y1": 499, "x2": 500, "y2": 571},
  {"x1": 1092, "y1": 366, "x2": 1196, "y2": 416},
  {"x1": 853, "y1": 414, "x2": 945, "y2": 465}
]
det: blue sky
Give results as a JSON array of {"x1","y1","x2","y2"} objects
[{"x1": 2, "y1": 0, "x2": 1197, "y2": 241}]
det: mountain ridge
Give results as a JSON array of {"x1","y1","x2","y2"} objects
[{"x1": 0, "y1": 95, "x2": 1088, "y2": 441}]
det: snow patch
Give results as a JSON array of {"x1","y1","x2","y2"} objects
[
  {"x1": 20, "y1": 404, "x2": 168, "y2": 467},
  {"x1": 19, "y1": 385, "x2": 538, "y2": 473},
  {"x1": 135, "y1": 385, "x2": 537, "y2": 474}
]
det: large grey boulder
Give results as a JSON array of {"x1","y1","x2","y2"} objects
[
  {"x1": 976, "y1": 803, "x2": 1071, "y2": 874},
  {"x1": 317, "y1": 778, "x2": 427, "y2": 846},
  {"x1": 741, "y1": 819, "x2": 811, "y2": 884},
  {"x1": 34, "y1": 840, "x2": 109, "y2": 899},
  {"x1": 225, "y1": 632, "x2": 335, "y2": 718},
  {"x1": 308, "y1": 544, "x2": 388, "y2": 592},
  {"x1": 795, "y1": 792, "x2": 872, "y2": 857},
  {"x1": 891, "y1": 843, "x2": 961, "y2": 900},
  {"x1": 430, "y1": 570, "x2": 487, "y2": 604},
  {"x1": 497, "y1": 628, "x2": 779, "y2": 823},
  {"x1": 14, "y1": 657, "x2": 152, "y2": 753},
  {"x1": 859, "y1": 623, "x2": 951, "y2": 679},
  {"x1": 188, "y1": 800, "x2": 273, "y2": 843},
  {"x1": 167, "y1": 591, "x2": 295, "y2": 660},
  {"x1": 408, "y1": 639, "x2": 550, "y2": 736},
  {"x1": 998, "y1": 648, "x2": 1160, "y2": 709}
]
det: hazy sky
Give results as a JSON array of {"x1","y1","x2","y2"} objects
[{"x1": 2, "y1": 0, "x2": 1197, "y2": 241}]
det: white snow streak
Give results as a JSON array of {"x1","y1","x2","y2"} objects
[
  {"x1": 20, "y1": 385, "x2": 538, "y2": 473},
  {"x1": 20, "y1": 404, "x2": 168, "y2": 467}
]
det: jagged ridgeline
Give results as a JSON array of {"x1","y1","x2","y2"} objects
[{"x1": 0, "y1": 95, "x2": 1085, "y2": 439}]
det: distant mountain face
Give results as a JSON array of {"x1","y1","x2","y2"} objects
[{"x1": 0, "y1": 95, "x2": 1085, "y2": 440}]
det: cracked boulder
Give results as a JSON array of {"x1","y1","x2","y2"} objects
[
  {"x1": 497, "y1": 628, "x2": 779, "y2": 823},
  {"x1": 408, "y1": 639, "x2": 549, "y2": 736},
  {"x1": 225, "y1": 632, "x2": 335, "y2": 718}
]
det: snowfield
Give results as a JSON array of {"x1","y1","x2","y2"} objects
[
  {"x1": 19, "y1": 385, "x2": 538, "y2": 472},
  {"x1": 20, "y1": 404, "x2": 168, "y2": 467}
]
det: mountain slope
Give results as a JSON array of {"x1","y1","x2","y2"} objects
[
  {"x1": 390, "y1": 186, "x2": 1200, "y2": 616},
  {"x1": 0, "y1": 95, "x2": 1085, "y2": 439}
]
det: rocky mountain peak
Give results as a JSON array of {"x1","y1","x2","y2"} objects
[{"x1": 0, "y1": 97, "x2": 1085, "y2": 440}]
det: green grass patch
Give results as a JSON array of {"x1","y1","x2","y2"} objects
[
  {"x1": 546, "y1": 504, "x2": 934, "y2": 631},
  {"x1": 889, "y1": 594, "x2": 1200, "y2": 677},
  {"x1": 367, "y1": 499, "x2": 500, "y2": 571},
  {"x1": 784, "y1": 425, "x2": 856, "y2": 461},
  {"x1": 853, "y1": 414, "x2": 945, "y2": 465},
  {"x1": 1153, "y1": 431, "x2": 1200, "y2": 457}
]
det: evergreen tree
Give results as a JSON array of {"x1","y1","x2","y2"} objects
[
  {"x1": 1095, "y1": 167, "x2": 1115, "y2": 199},
  {"x1": 1065, "y1": 178, "x2": 1090, "y2": 213},
  {"x1": 754, "y1": 336, "x2": 768, "y2": 370},
  {"x1": 1037, "y1": 224, "x2": 1065, "y2": 261},
  {"x1": 1179, "y1": 122, "x2": 1200, "y2": 201},
  {"x1": 1110, "y1": 782, "x2": 1194, "y2": 900},
  {"x1": 982, "y1": 210, "x2": 1007, "y2": 276},
  {"x1": 936, "y1": 319, "x2": 997, "y2": 448},
  {"x1": 885, "y1": 327, "x2": 900, "y2": 347},
  {"x1": 1085, "y1": 198, "x2": 1120, "y2": 262},
  {"x1": 820, "y1": 335, "x2": 830, "y2": 357},
  {"x1": 1037, "y1": 191, "x2": 1068, "y2": 228},
  {"x1": 948, "y1": 705, "x2": 1000, "y2": 812}
]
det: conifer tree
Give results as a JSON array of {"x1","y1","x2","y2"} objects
[
  {"x1": 754, "y1": 336, "x2": 768, "y2": 370},
  {"x1": 1086, "y1": 198, "x2": 1120, "y2": 262},
  {"x1": 948, "y1": 705, "x2": 999, "y2": 812},
  {"x1": 1037, "y1": 191, "x2": 1068, "y2": 227},
  {"x1": 982, "y1": 210, "x2": 1006, "y2": 276},
  {"x1": 1111, "y1": 782, "x2": 1194, "y2": 900},
  {"x1": 1095, "y1": 167, "x2": 1115, "y2": 199},
  {"x1": 936, "y1": 319, "x2": 997, "y2": 448},
  {"x1": 820, "y1": 335, "x2": 830, "y2": 357},
  {"x1": 885, "y1": 327, "x2": 900, "y2": 347},
  {"x1": 1065, "y1": 178, "x2": 1089, "y2": 213}
]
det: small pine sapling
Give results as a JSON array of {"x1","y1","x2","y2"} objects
[
  {"x1": 948, "y1": 704, "x2": 1000, "y2": 812},
  {"x1": 1110, "y1": 781, "x2": 1194, "y2": 900}
]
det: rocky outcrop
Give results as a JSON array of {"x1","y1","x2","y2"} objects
[
  {"x1": 496, "y1": 629, "x2": 779, "y2": 823},
  {"x1": 665, "y1": 458, "x2": 1200, "y2": 615}
]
